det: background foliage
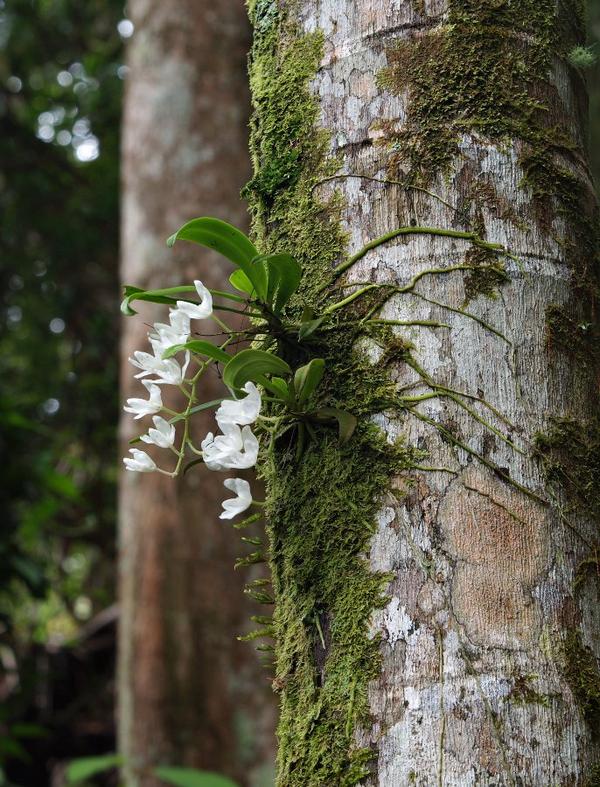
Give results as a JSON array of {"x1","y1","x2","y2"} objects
[{"x1": 0, "y1": 0, "x2": 123, "y2": 782}]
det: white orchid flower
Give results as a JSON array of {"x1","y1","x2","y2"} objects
[
  {"x1": 140, "y1": 415, "x2": 176, "y2": 448},
  {"x1": 129, "y1": 345, "x2": 190, "y2": 385},
  {"x1": 216, "y1": 382, "x2": 262, "y2": 429},
  {"x1": 123, "y1": 448, "x2": 157, "y2": 473},
  {"x1": 219, "y1": 478, "x2": 252, "y2": 520},
  {"x1": 150, "y1": 309, "x2": 190, "y2": 352},
  {"x1": 123, "y1": 383, "x2": 163, "y2": 419},
  {"x1": 201, "y1": 424, "x2": 259, "y2": 471},
  {"x1": 175, "y1": 280, "x2": 213, "y2": 320}
]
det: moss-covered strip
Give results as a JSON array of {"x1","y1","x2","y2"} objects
[{"x1": 245, "y1": 2, "x2": 419, "y2": 783}]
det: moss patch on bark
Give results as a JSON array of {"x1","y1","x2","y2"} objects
[
  {"x1": 245, "y1": 3, "x2": 423, "y2": 784},
  {"x1": 534, "y1": 416, "x2": 600, "y2": 520},
  {"x1": 562, "y1": 629, "x2": 600, "y2": 733}
]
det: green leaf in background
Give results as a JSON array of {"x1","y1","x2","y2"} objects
[
  {"x1": 162, "y1": 340, "x2": 230, "y2": 364},
  {"x1": 294, "y1": 358, "x2": 325, "y2": 405},
  {"x1": 153, "y1": 766, "x2": 239, "y2": 787},
  {"x1": 222, "y1": 349, "x2": 291, "y2": 393},
  {"x1": 166, "y1": 217, "x2": 266, "y2": 299},
  {"x1": 66, "y1": 754, "x2": 123, "y2": 784},
  {"x1": 314, "y1": 407, "x2": 357, "y2": 445}
]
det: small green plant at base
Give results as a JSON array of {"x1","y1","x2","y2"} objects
[{"x1": 66, "y1": 755, "x2": 238, "y2": 787}]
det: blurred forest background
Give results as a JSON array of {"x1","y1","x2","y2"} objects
[{"x1": 0, "y1": 1, "x2": 598, "y2": 785}]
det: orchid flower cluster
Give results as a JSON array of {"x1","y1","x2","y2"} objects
[
  {"x1": 122, "y1": 278, "x2": 261, "y2": 521},
  {"x1": 121, "y1": 217, "x2": 356, "y2": 522}
]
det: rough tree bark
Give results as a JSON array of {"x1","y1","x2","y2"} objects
[
  {"x1": 246, "y1": 1, "x2": 599, "y2": 784},
  {"x1": 119, "y1": 3, "x2": 276, "y2": 785}
]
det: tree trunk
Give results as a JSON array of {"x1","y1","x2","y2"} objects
[
  {"x1": 119, "y1": 3, "x2": 276, "y2": 785},
  {"x1": 246, "y1": 1, "x2": 599, "y2": 784}
]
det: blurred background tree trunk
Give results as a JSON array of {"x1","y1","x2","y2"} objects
[{"x1": 119, "y1": 3, "x2": 276, "y2": 786}]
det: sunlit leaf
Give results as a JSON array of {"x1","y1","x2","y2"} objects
[
  {"x1": 66, "y1": 754, "x2": 123, "y2": 784},
  {"x1": 229, "y1": 269, "x2": 255, "y2": 296},
  {"x1": 222, "y1": 349, "x2": 291, "y2": 393},
  {"x1": 153, "y1": 766, "x2": 239, "y2": 787},
  {"x1": 166, "y1": 217, "x2": 266, "y2": 299},
  {"x1": 261, "y1": 375, "x2": 290, "y2": 402}
]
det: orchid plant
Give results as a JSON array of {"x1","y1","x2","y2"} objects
[{"x1": 121, "y1": 217, "x2": 355, "y2": 522}]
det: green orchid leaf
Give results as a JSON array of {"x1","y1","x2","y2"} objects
[
  {"x1": 255, "y1": 253, "x2": 301, "y2": 314},
  {"x1": 153, "y1": 766, "x2": 239, "y2": 787},
  {"x1": 121, "y1": 284, "x2": 197, "y2": 316},
  {"x1": 255, "y1": 374, "x2": 291, "y2": 401},
  {"x1": 162, "y1": 340, "x2": 230, "y2": 363},
  {"x1": 229, "y1": 269, "x2": 255, "y2": 296},
  {"x1": 294, "y1": 358, "x2": 325, "y2": 405},
  {"x1": 313, "y1": 407, "x2": 357, "y2": 445},
  {"x1": 66, "y1": 754, "x2": 123, "y2": 784},
  {"x1": 168, "y1": 399, "x2": 223, "y2": 424},
  {"x1": 298, "y1": 315, "x2": 326, "y2": 341},
  {"x1": 223, "y1": 349, "x2": 291, "y2": 393},
  {"x1": 166, "y1": 217, "x2": 266, "y2": 299}
]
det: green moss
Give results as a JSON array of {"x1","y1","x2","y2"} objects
[
  {"x1": 568, "y1": 45, "x2": 597, "y2": 69},
  {"x1": 534, "y1": 416, "x2": 600, "y2": 519},
  {"x1": 377, "y1": 0, "x2": 572, "y2": 183},
  {"x1": 545, "y1": 304, "x2": 599, "y2": 363},
  {"x1": 245, "y1": 4, "x2": 425, "y2": 784},
  {"x1": 510, "y1": 672, "x2": 551, "y2": 707},
  {"x1": 378, "y1": 0, "x2": 598, "y2": 306},
  {"x1": 563, "y1": 629, "x2": 600, "y2": 732},
  {"x1": 462, "y1": 210, "x2": 508, "y2": 302},
  {"x1": 244, "y1": 0, "x2": 346, "y2": 309},
  {"x1": 583, "y1": 762, "x2": 600, "y2": 787},
  {"x1": 266, "y1": 429, "x2": 421, "y2": 785}
]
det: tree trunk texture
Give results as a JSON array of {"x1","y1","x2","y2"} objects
[
  {"x1": 247, "y1": 1, "x2": 599, "y2": 785},
  {"x1": 119, "y1": 3, "x2": 276, "y2": 786}
]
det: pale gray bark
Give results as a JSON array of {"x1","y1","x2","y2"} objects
[
  {"x1": 293, "y1": 1, "x2": 599, "y2": 784},
  {"x1": 119, "y1": 2, "x2": 276, "y2": 785}
]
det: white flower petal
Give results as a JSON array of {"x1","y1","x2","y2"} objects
[
  {"x1": 169, "y1": 307, "x2": 191, "y2": 335},
  {"x1": 216, "y1": 382, "x2": 262, "y2": 429},
  {"x1": 123, "y1": 384, "x2": 163, "y2": 419},
  {"x1": 201, "y1": 424, "x2": 259, "y2": 471},
  {"x1": 140, "y1": 415, "x2": 176, "y2": 448},
  {"x1": 219, "y1": 478, "x2": 252, "y2": 519},
  {"x1": 123, "y1": 448, "x2": 157, "y2": 472},
  {"x1": 176, "y1": 282, "x2": 212, "y2": 320}
]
